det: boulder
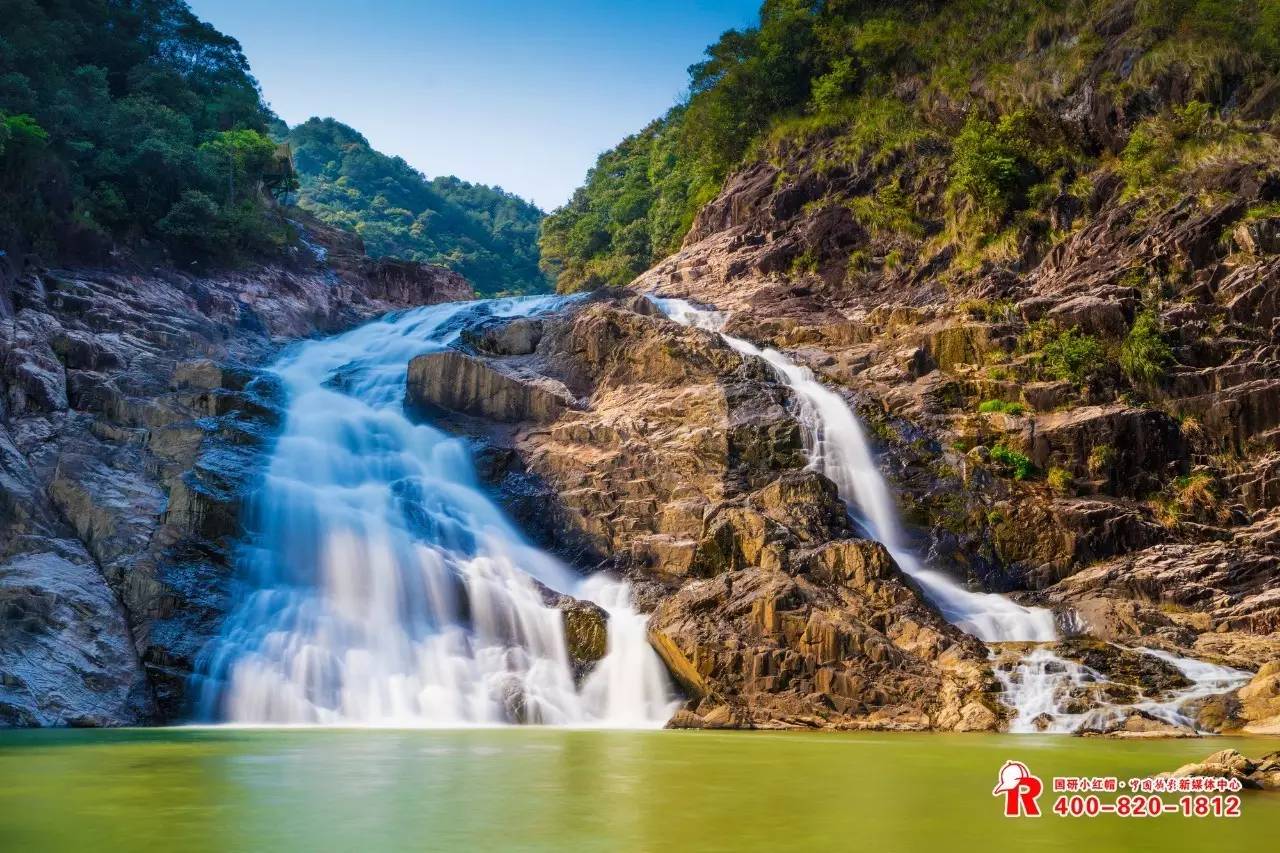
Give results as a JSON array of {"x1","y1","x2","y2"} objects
[
  {"x1": 537, "y1": 586, "x2": 609, "y2": 683},
  {"x1": 462, "y1": 316, "x2": 544, "y2": 356},
  {"x1": 406, "y1": 350, "x2": 576, "y2": 424},
  {"x1": 1162, "y1": 749, "x2": 1280, "y2": 790}
]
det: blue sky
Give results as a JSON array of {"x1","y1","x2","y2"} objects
[{"x1": 187, "y1": 1, "x2": 760, "y2": 210}]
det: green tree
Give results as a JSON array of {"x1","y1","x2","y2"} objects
[{"x1": 0, "y1": 0, "x2": 288, "y2": 261}]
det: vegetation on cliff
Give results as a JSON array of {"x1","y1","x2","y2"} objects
[
  {"x1": 0, "y1": 0, "x2": 296, "y2": 262},
  {"x1": 541, "y1": 0, "x2": 1280, "y2": 291},
  {"x1": 285, "y1": 118, "x2": 549, "y2": 296},
  {"x1": 0, "y1": 1, "x2": 549, "y2": 289}
]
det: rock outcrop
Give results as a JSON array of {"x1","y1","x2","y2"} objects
[
  {"x1": 0, "y1": 226, "x2": 471, "y2": 725},
  {"x1": 411, "y1": 294, "x2": 1000, "y2": 730},
  {"x1": 1161, "y1": 749, "x2": 1280, "y2": 790},
  {"x1": 650, "y1": 539, "x2": 998, "y2": 730},
  {"x1": 407, "y1": 351, "x2": 575, "y2": 424},
  {"x1": 622, "y1": 70, "x2": 1280, "y2": 680}
]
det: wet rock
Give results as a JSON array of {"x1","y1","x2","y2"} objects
[
  {"x1": 1080, "y1": 709, "x2": 1201, "y2": 739},
  {"x1": 559, "y1": 599, "x2": 609, "y2": 682},
  {"x1": 406, "y1": 350, "x2": 576, "y2": 424},
  {"x1": 1055, "y1": 639, "x2": 1191, "y2": 693},
  {"x1": 0, "y1": 230, "x2": 473, "y2": 726}
]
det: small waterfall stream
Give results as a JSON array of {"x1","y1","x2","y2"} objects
[
  {"x1": 654, "y1": 297, "x2": 1247, "y2": 733},
  {"x1": 996, "y1": 647, "x2": 1251, "y2": 733},
  {"x1": 655, "y1": 298, "x2": 1056, "y2": 642},
  {"x1": 194, "y1": 296, "x2": 677, "y2": 726}
]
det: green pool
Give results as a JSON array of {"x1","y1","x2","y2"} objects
[{"x1": 1, "y1": 728, "x2": 1276, "y2": 851}]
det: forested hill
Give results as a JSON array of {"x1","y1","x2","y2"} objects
[
  {"x1": 0, "y1": 1, "x2": 549, "y2": 294},
  {"x1": 285, "y1": 118, "x2": 549, "y2": 296},
  {"x1": 0, "y1": 0, "x2": 295, "y2": 263},
  {"x1": 540, "y1": 0, "x2": 1280, "y2": 293}
]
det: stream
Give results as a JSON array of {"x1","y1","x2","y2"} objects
[{"x1": 654, "y1": 297, "x2": 1250, "y2": 733}]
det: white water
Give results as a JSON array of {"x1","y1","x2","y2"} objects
[
  {"x1": 655, "y1": 298, "x2": 1056, "y2": 643},
  {"x1": 996, "y1": 646, "x2": 1251, "y2": 733},
  {"x1": 194, "y1": 296, "x2": 677, "y2": 727},
  {"x1": 994, "y1": 648, "x2": 1099, "y2": 733}
]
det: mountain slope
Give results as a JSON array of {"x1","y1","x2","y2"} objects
[
  {"x1": 0, "y1": 0, "x2": 296, "y2": 263},
  {"x1": 286, "y1": 118, "x2": 549, "y2": 296},
  {"x1": 543, "y1": 0, "x2": 1280, "y2": 679},
  {"x1": 542, "y1": 0, "x2": 1280, "y2": 293}
]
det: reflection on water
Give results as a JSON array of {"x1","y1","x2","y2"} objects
[{"x1": 1, "y1": 729, "x2": 1277, "y2": 852}]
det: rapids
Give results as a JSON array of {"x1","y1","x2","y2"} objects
[{"x1": 193, "y1": 296, "x2": 677, "y2": 726}]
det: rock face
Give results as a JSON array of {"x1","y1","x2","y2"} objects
[
  {"x1": 620, "y1": 67, "x2": 1280, "y2": 681},
  {"x1": 1048, "y1": 514, "x2": 1280, "y2": 650},
  {"x1": 0, "y1": 225, "x2": 471, "y2": 726},
  {"x1": 1196, "y1": 661, "x2": 1280, "y2": 734},
  {"x1": 1162, "y1": 749, "x2": 1280, "y2": 790},
  {"x1": 413, "y1": 294, "x2": 999, "y2": 730},
  {"x1": 650, "y1": 539, "x2": 997, "y2": 730},
  {"x1": 1235, "y1": 662, "x2": 1280, "y2": 734},
  {"x1": 407, "y1": 351, "x2": 575, "y2": 424}
]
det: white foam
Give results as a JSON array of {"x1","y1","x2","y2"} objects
[{"x1": 194, "y1": 296, "x2": 678, "y2": 727}]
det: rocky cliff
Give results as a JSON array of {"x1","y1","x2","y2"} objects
[
  {"x1": 0, "y1": 224, "x2": 471, "y2": 725},
  {"x1": 618, "y1": 14, "x2": 1280, "y2": 697},
  {"x1": 412, "y1": 2, "x2": 1280, "y2": 728},
  {"x1": 407, "y1": 295, "x2": 1002, "y2": 730}
]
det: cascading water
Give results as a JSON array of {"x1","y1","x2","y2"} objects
[
  {"x1": 655, "y1": 296, "x2": 1253, "y2": 734},
  {"x1": 655, "y1": 297, "x2": 1056, "y2": 643},
  {"x1": 194, "y1": 295, "x2": 677, "y2": 727},
  {"x1": 995, "y1": 646, "x2": 1251, "y2": 733}
]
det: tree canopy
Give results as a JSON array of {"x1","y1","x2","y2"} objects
[
  {"x1": 286, "y1": 118, "x2": 549, "y2": 295},
  {"x1": 0, "y1": 0, "x2": 296, "y2": 262}
]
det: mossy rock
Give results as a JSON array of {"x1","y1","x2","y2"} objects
[{"x1": 562, "y1": 602, "x2": 608, "y2": 666}]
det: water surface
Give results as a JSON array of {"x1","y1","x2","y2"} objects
[{"x1": 2, "y1": 729, "x2": 1276, "y2": 851}]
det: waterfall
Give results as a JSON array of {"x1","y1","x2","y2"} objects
[
  {"x1": 653, "y1": 297, "x2": 1256, "y2": 732},
  {"x1": 193, "y1": 295, "x2": 677, "y2": 727},
  {"x1": 655, "y1": 297, "x2": 1056, "y2": 643},
  {"x1": 995, "y1": 646, "x2": 1251, "y2": 733}
]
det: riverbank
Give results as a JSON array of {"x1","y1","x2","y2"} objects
[{"x1": 2, "y1": 729, "x2": 1278, "y2": 851}]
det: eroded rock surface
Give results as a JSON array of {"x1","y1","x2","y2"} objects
[
  {"x1": 622, "y1": 84, "x2": 1280, "y2": 682},
  {"x1": 411, "y1": 294, "x2": 1000, "y2": 729},
  {"x1": 0, "y1": 225, "x2": 471, "y2": 725}
]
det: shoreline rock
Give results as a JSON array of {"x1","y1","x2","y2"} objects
[{"x1": 1161, "y1": 750, "x2": 1280, "y2": 790}]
